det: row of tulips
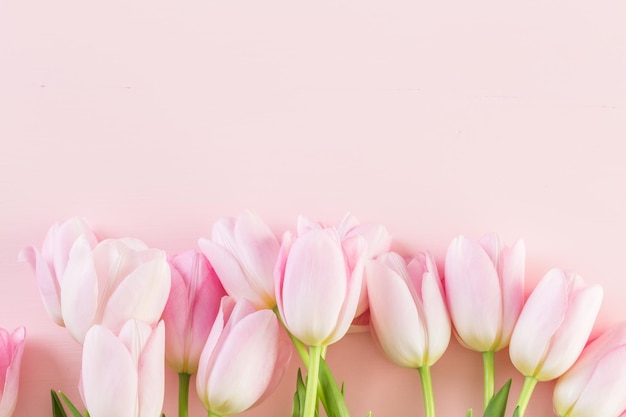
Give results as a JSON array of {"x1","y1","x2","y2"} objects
[{"x1": 1, "y1": 211, "x2": 623, "y2": 417}]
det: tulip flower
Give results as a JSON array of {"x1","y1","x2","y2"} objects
[
  {"x1": 297, "y1": 213, "x2": 391, "y2": 325},
  {"x1": 162, "y1": 250, "x2": 227, "y2": 417},
  {"x1": 367, "y1": 252, "x2": 450, "y2": 417},
  {"x1": 0, "y1": 327, "x2": 26, "y2": 417},
  {"x1": 509, "y1": 268, "x2": 603, "y2": 416},
  {"x1": 275, "y1": 224, "x2": 366, "y2": 417},
  {"x1": 19, "y1": 218, "x2": 99, "y2": 325},
  {"x1": 444, "y1": 233, "x2": 525, "y2": 408},
  {"x1": 198, "y1": 211, "x2": 279, "y2": 310},
  {"x1": 196, "y1": 297, "x2": 291, "y2": 417},
  {"x1": 553, "y1": 323, "x2": 626, "y2": 417},
  {"x1": 61, "y1": 237, "x2": 171, "y2": 343},
  {"x1": 81, "y1": 320, "x2": 165, "y2": 417}
]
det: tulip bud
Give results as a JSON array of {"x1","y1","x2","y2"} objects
[
  {"x1": 19, "y1": 218, "x2": 98, "y2": 325},
  {"x1": 0, "y1": 327, "x2": 26, "y2": 417},
  {"x1": 61, "y1": 237, "x2": 171, "y2": 343},
  {"x1": 509, "y1": 269, "x2": 602, "y2": 381},
  {"x1": 298, "y1": 213, "x2": 391, "y2": 326},
  {"x1": 275, "y1": 225, "x2": 366, "y2": 347},
  {"x1": 198, "y1": 211, "x2": 279, "y2": 310},
  {"x1": 444, "y1": 234, "x2": 525, "y2": 352},
  {"x1": 196, "y1": 297, "x2": 291, "y2": 416},
  {"x1": 367, "y1": 252, "x2": 450, "y2": 368},
  {"x1": 81, "y1": 320, "x2": 165, "y2": 417},
  {"x1": 162, "y1": 250, "x2": 227, "y2": 374},
  {"x1": 553, "y1": 323, "x2": 626, "y2": 417}
]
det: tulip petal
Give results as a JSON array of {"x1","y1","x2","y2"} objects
[
  {"x1": 498, "y1": 239, "x2": 525, "y2": 349},
  {"x1": 19, "y1": 246, "x2": 64, "y2": 325},
  {"x1": 199, "y1": 238, "x2": 269, "y2": 308},
  {"x1": 61, "y1": 236, "x2": 99, "y2": 343},
  {"x1": 539, "y1": 281, "x2": 602, "y2": 380},
  {"x1": 101, "y1": 257, "x2": 171, "y2": 335},
  {"x1": 137, "y1": 322, "x2": 165, "y2": 417},
  {"x1": 509, "y1": 269, "x2": 568, "y2": 377},
  {"x1": 367, "y1": 258, "x2": 427, "y2": 368},
  {"x1": 445, "y1": 236, "x2": 502, "y2": 351},
  {"x1": 282, "y1": 229, "x2": 347, "y2": 346},
  {"x1": 232, "y1": 211, "x2": 278, "y2": 304},
  {"x1": 421, "y1": 271, "x2": 451, "y2": 366},
  {"x1": 82, "y1": 325, "x2": 137, "y2": 417}
]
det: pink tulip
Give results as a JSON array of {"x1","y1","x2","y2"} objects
[
  {"x1": 444, "y1": 234, "x2": 525, "y2": 352},
  {"x1": 297, "y1": 214, "x2": 391, "y2": 323},
  {"x1": 553, "y1": 323, "x2": 626, "y2": 417},
  {"x1": 0, "y1": 327, "x2": 25, "y2": 417},
  {"x1": 367, "y1": 252, "x2": 450, "y2": 368},
  {"x1": 81, "y1": 320, "x2": 165, "y2": 417},
  {"x1": 275, "y1": 224, "x2": 366, "y2": 346},
  {"x1": 509, "y1": 269, "x2": 603, "y2": 381},
  {"x1": 196, "y1": 297, "x2": 291, "y2": 416},
  {"x1": 19, "y1": 218, "x2": 99, "y2": 325},
  {"x1": 161, "y1": 250, "x2": 227, "y2": 374},
  {"x1": 61, "y1": 237, "x2": 171, "y2": 343},
  {"x1": 198, "y1": 211, "x2": 279, "y2": 310}
]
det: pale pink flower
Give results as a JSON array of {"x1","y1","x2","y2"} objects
[
  {"x1": 509, "y1": 269, "x2": 602, "y2": 381},
  {"x1": 553, "y1": 323, "x2": 626, "y2": 417},
  {"x1": 444, "y1": 233, "x2": 525, "y2": 351},
  {"x1": 162, "y1": 250, "x2": 226, "y2": 374},
  {"x1": 367, "y1": 252, "x2": 450, "y2": 368},
  {"x1": 196, "y1": 297, "x2": 291, "y2": 416},
  {"x1": 0, "y1": 327, "x2": 26, "y2": 417},
  {"x1": 19, "y1": 218, "x2": 98, "y2": 325},
  {"x1": 81, "y1": 320, "x2": 165, "y2": 417},
  {"x1": 198, "y1": 211, "x2": 279, "y2": 310},
  {"x1": 275, "y1": 224, "x2": 366, "y2": 346}
]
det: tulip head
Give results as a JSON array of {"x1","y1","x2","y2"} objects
[
  {"x1": 444, "y1": 233, "x2": 525, "y2": 352},
  {"x1": 196, "y1": 297, "x2": 291, "y2": 416},
  {"x1": 275, "y1": 224, "x2": 366, "y2": 347},
  {"x1": 81, "y1": 320, "x2": 165, "y2": 417},
  {"x1": 162, "y1": 250, "x2": 226, "y2": 374},
  {"x1": 297, "y1": 213, "x2": 391, "y2": 326},
  {"x1": 0, "y1": 327, "x2": 26, "y2": 417},
  {"x1": 509, "y1": 269, "x2": 603, "y2": 381},
  {"x1": 61, "y1": 237, "x2": 171, "y2": 343},
  {"x1": 198, "y1": 211, "x2": 279, "y2": 310},
  {"x1": 19, "y1": 218, "x2": 99, "y2": 325},
  {"x1": 553, "y1": 323, "x2": 626, "y2": 417},
  {"x1": 367, "y1": 252, "x2": 450, "y2": 368}
]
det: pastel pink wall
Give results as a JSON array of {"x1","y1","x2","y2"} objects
[{"x1": 1, "y1": 1, "x2": 625, "y2": 416}]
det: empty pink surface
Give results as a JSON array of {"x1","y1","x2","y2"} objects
[{"x1": 1, "y1": 1, "x2": 625, "y2": 416}]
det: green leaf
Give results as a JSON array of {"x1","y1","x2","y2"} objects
[
  {"x1": 365, "y1": 412, "x2": 372, "y2": 417},
  {"x1": 483, "y1": 379, "x2": 512, "y2": 417},
  {"x1": 51, "y1": 390, "x2": 68, "y2": 417},
  {"x1": 292, "y1": 368, "x2": 307, "y2": 417},
  {"x1": 512, "y1": 406, "x2": 520, "y2": 417},
  {"x1": 318, "y1": 358, "x2": 351, "y2": 417},
  {"x1": 466, "y1": 409, "x2": 473, "y2": 417},
  {"x1": 59, "y1": 392, "x2": 84, "y2": 417}
]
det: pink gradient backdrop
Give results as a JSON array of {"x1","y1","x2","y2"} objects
[{"x1": 1, "y1": 1, "x2": 625, "y2": 416}]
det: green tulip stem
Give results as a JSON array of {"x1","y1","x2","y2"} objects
[
  {"x1": 482, "y1": 351, "x2": 495, "y2": 410},
  {"x1": 418, "y1": 365, "x2": 436, "y2": 417},
  {"x1": 178, "y1": 372, "x2": 191, "y2": 417},
  {"x1": 272, "y1": 307, "x2": 310, "y2": 364},
  {"x1": 303, "y1": 345, "x2": 323, "y2": 417},
  {"x1": 516, "y1": 376, "x2": 538, "y2": 417},
  {"x1": 207, "y1": 411, "x2": 221, "y2": 417}
]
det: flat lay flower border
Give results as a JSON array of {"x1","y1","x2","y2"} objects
[{"x1": 2, "y1": 211, "x2": 625, "y2": 417}]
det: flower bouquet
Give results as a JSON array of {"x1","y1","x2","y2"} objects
[{"x1": 6, "y1": 211, "x2": 626, "y2": 417}]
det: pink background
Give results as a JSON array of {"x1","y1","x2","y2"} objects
[{"x1": 1, "y1": 1, "x2": 625, "y2": 416}]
